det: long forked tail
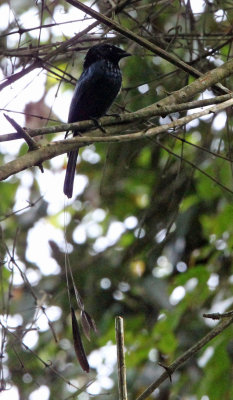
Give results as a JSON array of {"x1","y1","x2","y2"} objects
[{"x1": 63, "y1": 149, "x2": 79, "y2": 198}]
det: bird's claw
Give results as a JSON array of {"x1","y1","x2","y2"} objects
[{"x1": 91, "y1": 118, "x2": 106, "y2": 133}]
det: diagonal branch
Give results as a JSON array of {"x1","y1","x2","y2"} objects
[
  {"x1": 4, "y1": 114, "x2": 39, "y2": 150},
  {"x1": 136, "y1": 315, "x2": 233, "y2": 400}
]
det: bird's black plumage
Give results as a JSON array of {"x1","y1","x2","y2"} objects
[{"x1": 63, "y1": 44, "x2": 130, "y2": 198}]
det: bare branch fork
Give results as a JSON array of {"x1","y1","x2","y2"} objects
[
  {"x1": 115, "y1": 315, "x2": 233, "y2": 400},
  {"x1": 3, "y1": 114, "x2": 44, "y2": 173}
]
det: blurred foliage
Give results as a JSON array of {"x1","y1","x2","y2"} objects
[{"x1": 1, "y1": 1, "x2": 233, "y2": 400}]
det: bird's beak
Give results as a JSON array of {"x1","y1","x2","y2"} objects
[
  {"x1": 117, "y1": 48, "x2": 131, "y2": 59},
  {"x1": 120, "y1": 51, "x2": 131, "y2": 59}
]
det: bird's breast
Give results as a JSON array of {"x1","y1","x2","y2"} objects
[
  {"x1": 68, "y1": 59, "x2": 123, "y2": 122},
  {"x1": 102, "y1": 60, "x2": 122, "y2": 82}
]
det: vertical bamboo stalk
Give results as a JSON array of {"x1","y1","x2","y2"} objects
[{"x1": 115, "y1": 316, "x2": 128, "y2": 400}]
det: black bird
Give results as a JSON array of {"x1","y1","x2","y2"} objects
[{"x1": 63, "y1": 43, "x2": 130, "y2": 198}]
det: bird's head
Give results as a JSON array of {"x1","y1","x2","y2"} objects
[{"x1": 83, "y1": 44, "x2": 130, "y2": 69}]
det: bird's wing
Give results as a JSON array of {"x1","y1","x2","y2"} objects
[{"x1": 68, "y1": 62, "x2": 105, "y2": 123}]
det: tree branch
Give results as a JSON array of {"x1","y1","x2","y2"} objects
[
  {"x1": 116, "y1": 316, "x2": 128, "y2": 400},
  {"x1": 2, "y1": 49, "x2": 233, "y2": 184},
  {"x1": 1, "y1": 98, "x2": 233, "y2": 181},
  {"x1": 1, "y1": 92, "x2": 232, "y2": 143}
]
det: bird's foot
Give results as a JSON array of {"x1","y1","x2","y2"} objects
[{"x1": 91, "y1": 118, "x2": 106, "y2": 133}]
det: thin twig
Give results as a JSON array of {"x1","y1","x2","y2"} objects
[
  {"x1": 0, "y1": 195, "x2": 43, "y2": 222},
  {"x1": 115, "y1": 316, "x2": 128, "y2": 400},
  {"x1": 203, "y1": 310, "x2": 233, "y2": 320}
]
